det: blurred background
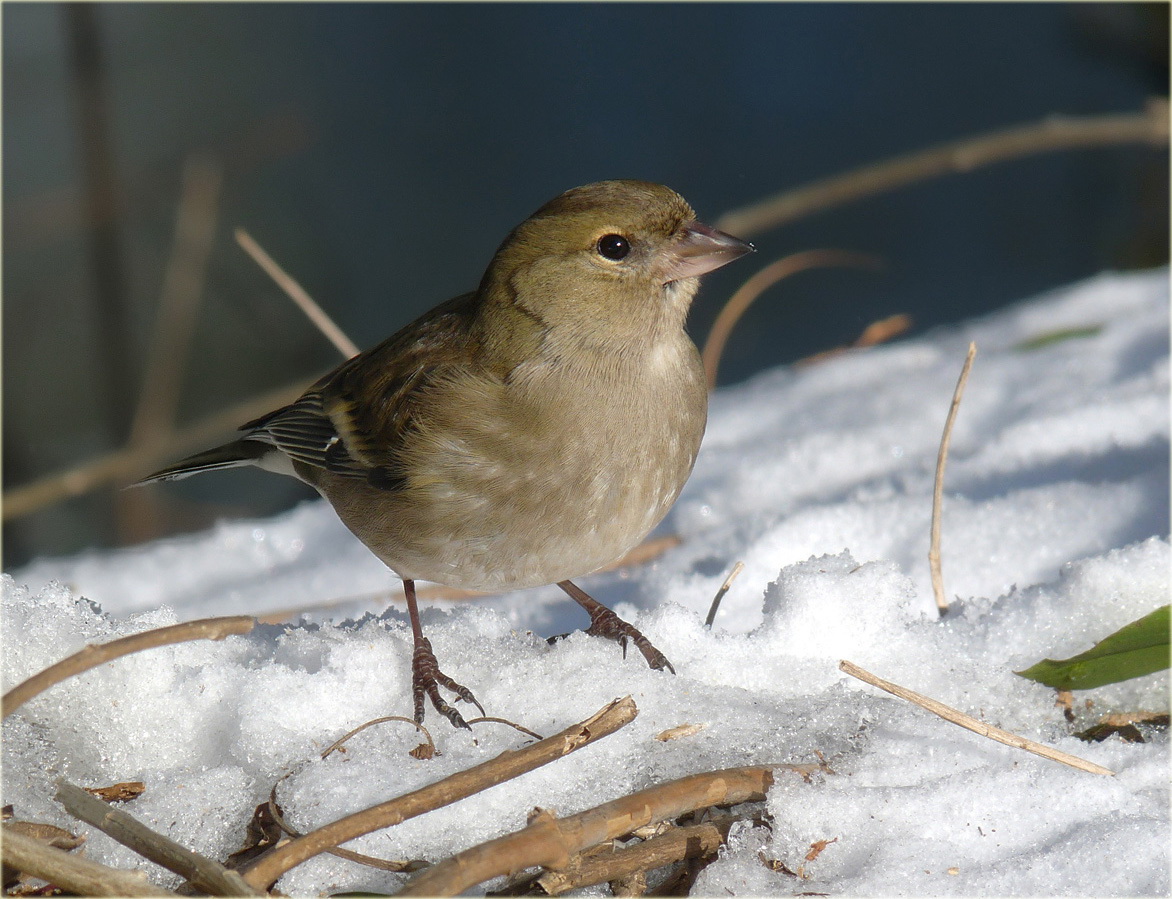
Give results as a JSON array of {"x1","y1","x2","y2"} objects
[{"x1": 4, "y1": 2, "x2": 1168, "y2": 568}]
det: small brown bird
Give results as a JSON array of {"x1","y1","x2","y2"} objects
[{"x1": 140, "y1": 180, "x2": 753, "y2": 727}]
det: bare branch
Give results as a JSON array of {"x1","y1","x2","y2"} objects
[
  {"x1": 2, "y1": 616, "x2": 255, "y2": 718},
  {"x1": 1, "y1": 825, "x2": 177, "y2": 897},
  {"x1": 396, "y1": 766, "x2": 774, "y2": 896},
  {"x1": 929, "y1": 342, "x2": 977, "y2": 615},
  {"x1": 705, "y1": 561, "x2": 744, "y2": 628},
  {"x1": 839, "y1": 660, "x2": 1114, "y2": 776},
  {"x1": 235, "y1": 228, "x2": 360, "y2": 359},
  {"x1": 128, "y1": 154, "x2": 223, "y2": 448},
  {"x1": 3, "y1": 378, "x2": 308, "y2": 521},
  {"x1": 716, "y1": 100, "x2": 1170, "y2": 238},
  {"x1": 54, "y1": 781, "x2": 261, "y2": 896},
  {"x1": 701, "y1": 250, "x2": 881, "y2": 389},
  {"x1": 535, "y1": 816, "x2": 736, "y2": 895},
  {"x1": 240, "y1": 696, "x2": 639, "y2": 891}
]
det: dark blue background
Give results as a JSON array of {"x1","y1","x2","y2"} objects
[{"x1": 4, "y1": 3, "x2": 1167, "y2": 565}]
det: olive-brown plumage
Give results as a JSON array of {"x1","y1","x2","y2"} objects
[{"x1": 141, "y1": 180, "x2": 753, "y2": 726}]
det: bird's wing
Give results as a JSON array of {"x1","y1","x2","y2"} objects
[{"x1": 240, "y1": 292, "x2": 483, "y2": 489}]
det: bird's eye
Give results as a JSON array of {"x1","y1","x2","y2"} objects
[{"x1": 596, "y1": 234, "x2": 631, "y2": 261}]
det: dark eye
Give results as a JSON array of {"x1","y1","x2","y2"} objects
[{"x1": 596, "y1": 233, "x2": 631, "y2": 261}]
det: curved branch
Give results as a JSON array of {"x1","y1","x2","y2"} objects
[
  {"x1": 240, "y1": 696, "x2": 638, "y2": 891},
  {"x1": 715, "y1": 100, "x2": 1170, "y2": 238},
  {"x1": 396, "y1": 766, "x2": 774, "y2": 896},
  {"x1": 2, "y1": 616, "x2": 255, "y2": 718}
]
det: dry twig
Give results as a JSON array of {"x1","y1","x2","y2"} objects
[
  {"x1": 929, "y1": 342, "x2": 976, "y2": 615},
  {"x1": 839, "y1": 660, "x2": 1114, "y2": 776},
  {"x1": 705, "y1": 561, "x2": 745, "y2": 628},
  {"x1": 2, "y1": 616, "x2": 255, "y2": 718},
  {"x1": 119, "y1": 154, "x2": 223, "y2": 544},
  {"x1": 715, "y1": 100, "x2": 1170, "y2": 237},
  {"x1": 0, "y1": 826, "x2": 177, "y2": 897},
  {"x1": 235, "y1": 228, "x2": 360, "y2": 359},
  {"x1": 396, "y1": 766, "x2": 774, "y2": 896},
  {"x1": 793, "y1": 312, "x2": 913, "y2": 367},
  {"x1": 54, "y1": 781, "x2": 260, "y2": 897},
  {"x1": 240, "y1": 696, "x2": 639, "y2": 891},
  {"x1": 535, "y1": 815, "x2": 736, "y2": 896},
  {"x1": 700, "y1": 250, "x2": 880, "y2": 388},
  {"x1": 128, "y1": 155, "x2": 223, "y2": 449},
  {"x1": 3, "y1": 378, "x2": 309, "y2": 521}
]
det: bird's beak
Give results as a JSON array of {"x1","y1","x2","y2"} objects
[{"x1": 660, "y1": 221, "x2": 755, "y2": 283}]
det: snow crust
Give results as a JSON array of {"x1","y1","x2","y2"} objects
[{"x1": 5, "y1": 267, "x2": 1169, "y2": 896}]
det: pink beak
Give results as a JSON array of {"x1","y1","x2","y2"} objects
[{"x1": 660, "y1": 221, "x2": 755, "y2": 283}]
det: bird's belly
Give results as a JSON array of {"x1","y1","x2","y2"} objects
[{"x1": 386, "y1": 435, "x2": 694, "y2": 591}]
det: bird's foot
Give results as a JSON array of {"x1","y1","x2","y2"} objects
[
  {"x1": 583, "y1": 605, "x2": 676, "y2": 674},
  {"x1": 411, "y1": 637, "x2": 485, "y2": 729},
  {"x1": 555, "y1": 580, "x2": 675, "y2": 674}
]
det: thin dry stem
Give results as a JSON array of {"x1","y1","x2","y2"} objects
[
  {"x1": 701, "y1": 250, "x2": 881, "y2": 389},
  {"x1": 793, "y1": 312, "x2": 914, "y2": 368},
  {"x1": 715, "y1": 99, "x2": 1170, "y2": 237},
  {"x1": 128, "y1": 154, "x2": 223, "y2": 447},
  {"x1": 705, "y1": 561, "x2": 745, "y2": 628},
  {"x1": 54, "y1": 781, "x2": 260, "y2": 896},
  {"x1": 1, "y1": 825, "x2": 177, "y2": 897},
  {"x1": 235, "y1": 228, "x2": 360, "y2": 359},
  {"x1": 118, "y1": 154, "x2": 223, "y2": 545},
  {"x1": 2, "y1": 616, "x2": 255, "y2": 718},
  {"x1": 320, "y1": 716, "x2": 435, "y2": 760},
  {"x1": 240, "y1": 696, "x2": 639, "y2": 891},
  {"x1": 839, "y1": 660, "x2": 1115, "y2": 776},
  {"x1": 3, "y1": 378, "x2": 309, "y2": 521},
  {"x1": 396, "y1": 766, "x2": 774, "y2": 896},
  {"x1": 929, "y1": 342, "x2": 977, "y2": 615}
]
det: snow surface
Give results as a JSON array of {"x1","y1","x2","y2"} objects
[{"x1": 4, "y1": 267, "x2": 1170, "y2": 896}]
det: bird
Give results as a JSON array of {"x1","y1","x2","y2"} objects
[{"x1": 139, "y1": 180, "x2": 754, "y2": 728}]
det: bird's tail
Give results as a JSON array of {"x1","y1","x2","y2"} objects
[{"x1": 135, "y1": 439, "x2": 272, "y2": 485}]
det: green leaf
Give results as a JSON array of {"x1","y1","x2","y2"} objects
[
  {"x1": 1016, "y1": 605, "x2": 1170, "y2": 691},
  {"x1": 1014, "y1": 324, "x2": 1103, "y2": 351}
]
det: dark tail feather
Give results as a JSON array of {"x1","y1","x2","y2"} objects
[{"x1": 135, "y1": 439, "x2": 271, "y2": 485}]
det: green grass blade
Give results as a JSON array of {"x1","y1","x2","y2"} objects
[{"x1": 1016, "y1": 605, "x2": 1170, "y2": 691}]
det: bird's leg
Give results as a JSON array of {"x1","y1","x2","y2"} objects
[
  {"x1": 556, "y1": 580, "x2": 676, "y2": 674},
  {"x1": 403, "y1": 578, "x2": 485, "y2": 729}
]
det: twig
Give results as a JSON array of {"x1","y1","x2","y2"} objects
[
  {"x1": 396, "y1": 766, "x2": 774, "y2": 896},
  {"x1": 929, "y1": 342, "x2": 976, "y2": 615},
  {"x1": 700, "y1": 250, "x2": 881, "y2": 389},
  {"x1": 838, "y1": 660, "x2": 1115, "y2": 776},
  {"x1": 705, "y1": 561, "x2": 744, "y2": 628},
  {"x1": 715, "y1": 99, "x2": 1170, "y2": 237},
  {"x1": 54, "y1": 781, "x2": 260, "y2": 896},
  {"x1": 466, "y1": 717, "x2": 545, "y2": 742},
  {"x1": 1, "y1": 825, "x2": 177, "y2": 897},
  {"x1": 128, "y1": 154, "x2": 223, "y2": 448},
  {"x1": 2, "y1": 616, "x2": 255, "y2": 718},
  {"x1": 235, "y1": 228, "x2": 360, "y2": 360},
  {"x1": 793, "y1": 312, "x2": 913, "y2": 368},
  {"x1": 119, "y1": 154, "x2": 223, "y2": 545},
  {"x1": 240, "y1": 696, "x2": 639, "y2": 891},
  {"x1": 535, "y1": 816, "x2": 736, "y2": 896},
  {"x1": 3, "y1": 378, "x2": 309, "y2": 521},
  {"x1": 320, "y1": 716, "x2": 434, "y2": 760}
]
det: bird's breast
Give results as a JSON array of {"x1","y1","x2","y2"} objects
[{"x1": 337, "y1": 336, "x2": 707, "y2": 591}]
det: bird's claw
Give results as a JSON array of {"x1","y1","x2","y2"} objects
[
  {"x1": 411, "y1": 637, "x2": 484, "y2": 729},
  {"x1": 584, "y1": 606, "x2": 676, "y2": 674}
]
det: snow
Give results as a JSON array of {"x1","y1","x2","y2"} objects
[{"x1": 4, "y1": 267, "x2": 1169, "y2": 896}]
